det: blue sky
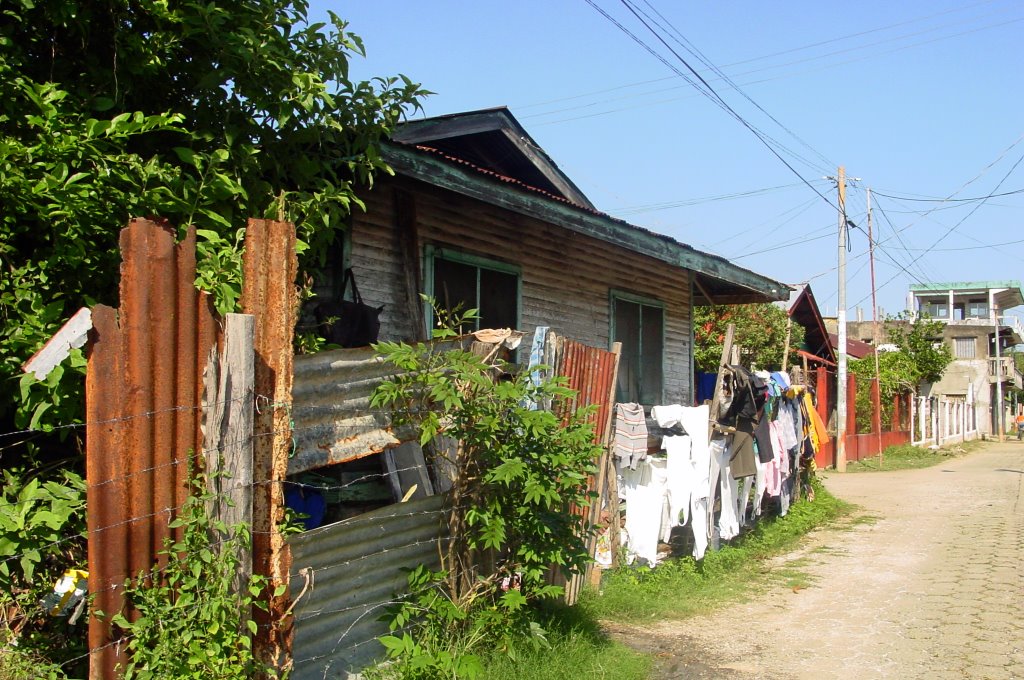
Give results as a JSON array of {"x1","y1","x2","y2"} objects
[{"x1": 312, "y1": 1, "x2": 1024, "y2": 319}]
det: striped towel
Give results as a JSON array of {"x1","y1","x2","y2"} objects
[{"x1": 615, "y1": 402, "x2": 648, "y2": 470}]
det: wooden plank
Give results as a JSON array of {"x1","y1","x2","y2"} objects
[{"x1": 203, "y1": 313, "x2": 255, "y2": 588}]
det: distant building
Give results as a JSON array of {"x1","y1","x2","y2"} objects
[{"x1": 848, "y1": 281, "x2": 1024, "y2": 437}]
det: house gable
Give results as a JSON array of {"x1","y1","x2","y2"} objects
[{"x1": 391, "y1": 107, "x2": 595, "y2": 209}]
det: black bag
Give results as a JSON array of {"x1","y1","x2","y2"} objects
[{"x1": 315, "y1": 269, "x2": 383, "y2": 348}]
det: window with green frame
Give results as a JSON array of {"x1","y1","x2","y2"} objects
[
  {"x1": 428, "y1": 248, "x2": 520, "y2": 333},
  {"x1": 611, "y1": 292, "x2": 664, "y2": 404}
]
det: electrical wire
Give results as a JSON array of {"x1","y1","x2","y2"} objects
[
  {"x1": 855, "y1": 149, "x2": 1024, "y2": 307},
  {"x1": 519, "y1": 0, "x2": 1006, "y2": 113},
  {"x1": 871, "y1": 187, "x2": 1024, "y2": 202},
  {"x1": 607, "y1": 181, "x2": 811, "y2": 215},
  {"x1": 633, "y1": 0, "x2": 835, "y2": 173},
  {"x1": 583, "y1": 0, "x2": 839, "y2": 211}
]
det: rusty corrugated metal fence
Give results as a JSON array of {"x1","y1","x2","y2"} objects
[{"x1": 86, "y1": 219, "x2": 220, "y2": 678}]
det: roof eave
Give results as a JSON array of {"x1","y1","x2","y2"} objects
[{"x1": 380, "y1": 142, "x2": 789, "y2": 304}]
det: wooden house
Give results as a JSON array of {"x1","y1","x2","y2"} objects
[{"x1": 321, "y1": 107, "x2": 788, "y2": 406}]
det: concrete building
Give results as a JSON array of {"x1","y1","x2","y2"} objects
[{"x1": 848, "y1": 281, "x2": 1023, "y2": 437}]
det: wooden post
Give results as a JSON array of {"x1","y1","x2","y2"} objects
[
  {"x1": 706, "y1": 324, "x2": 735, "y2": 546},
  {"x1": 781, "y1": 316, "x2": 793, "y2": 373},
  {"x1": 586, "y1": 343, "x2": 622, "y2": 575},
  {"x1": 203, "y1": 313, "x2": 255, "y2": 588}
]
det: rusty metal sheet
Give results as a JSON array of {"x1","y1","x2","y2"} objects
[
  {"x1": 86, "y1": 220, "x2": 219, "y2": 679},
  {"x1": 290, "y1": 346, "x2": 417, "y2": 476},
  {"x1": 290, "y1": 336, "x2": 495, "y2": 476},
  {"x1": 241, "y1": 218, "x2": 298, "y2": 669}
]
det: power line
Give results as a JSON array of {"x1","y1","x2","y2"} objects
[
  {"x1": 583, "y1": 0, "x2": 838, "y2": 211},
  {"x1": 608, "y1": 181, "x2": 812, "y2": 215},
  {"x1": 855, "y1": 149, "x2": 1024, "y2": 307},
  {"x1": 871, "y1": 187, "x2": 1024, "y2": 202},
  {"x1": 520, "y1": 0, "x2": 1006, "y2": 113},
  {"x1": 631, "y1": 0, "x2": 835, "y2": 173}
]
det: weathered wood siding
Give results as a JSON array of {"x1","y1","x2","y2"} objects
[{"x1": 348, "y1": 176, "x2": 694, "y2": 403}]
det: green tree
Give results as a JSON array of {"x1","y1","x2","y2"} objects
[
  {"x1": 693, "y1": 304, "x2": 803, "y2": 373},
  {"x1": 1, "y1": 1, "x2": 427, "y2": 433},
  {"x1": 885, "y1": 313, "x2": 953, "y2": 389}
]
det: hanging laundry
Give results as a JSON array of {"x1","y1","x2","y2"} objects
[
  {"x1": 663, "y1": 435, "x2": 692, "y2": 527},
  {"x1": 720, "y1": 365, "x2": 767, "y2": 422},
  {"x1": 752, "y1": 456, "x2": 768, "y2": 518},
  {"x1": 737, "y1": 474, "x2": 754, "y2": 527},
  {"x1": 714, "y1": 437, "x2": 741, "y2": 541},
  {"x1": 614, "y1": 402, "x2": 648, "y2": 469},
  {"x1": 621, "y1": 458, "x2": 669, "y2": 566},
  {"x1": 730, "y1": 425, "x2": 758, "y2": 478}
]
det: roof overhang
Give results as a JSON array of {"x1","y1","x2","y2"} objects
[
  {"x1": 381, "y1": 142, "x2": 789, "y2": 305},
  {"x1": 910, "y1": 281, "x2": 1024, "y2": 310},
  {"x1": 392, "y1": 107, "x2": 596, "y2": 209}
]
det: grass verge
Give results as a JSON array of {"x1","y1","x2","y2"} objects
[
  {"x1": 479, "y1": 601, "x2": 651, "y2": 680},
  {"x1": 579, "y1": 478, "x2": 852, "y2": 623},
  {"x1": 845, "y1": 440, "x2": 981, "y2": 473},
  {"x1": 419, "y1": 478, "x2": 850, "y2": 679}
]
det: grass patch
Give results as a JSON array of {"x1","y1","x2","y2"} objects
[
  {"x1": 580, "y1": 478, "x2": 852, "y2": 623},
  {"x1": 479, "y1": 601, "x2": 650, "y2": 680},
  {"x1": 845, "y1": 442, "x2": 973, "y2": 472}
]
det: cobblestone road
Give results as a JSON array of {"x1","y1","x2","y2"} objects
[{"x1": 625, "y1": 441, "x2": 1024, "y2": 679}]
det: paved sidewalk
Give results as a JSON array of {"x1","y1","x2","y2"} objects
[{"x1": 629, "y1": 442, "x2": 1024, "y2": 679}]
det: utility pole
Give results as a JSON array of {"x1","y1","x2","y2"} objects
[
  {"x1": 836, "y1": 166, "x2": 848, "y2": 472},
  {"x1": 993, "y1": 305, "x2": 1005, "y2": 442},
  {"x1": 868, "y1": 187, "x2": 883, "y2": 466}
]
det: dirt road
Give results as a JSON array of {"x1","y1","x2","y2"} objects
[{"x1": 614, "y1": 441, "x2": 1024, "y2": 679}]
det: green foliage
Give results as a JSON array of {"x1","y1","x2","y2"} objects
[
  {"x1": 693, "y1": 304, "x2": 804, "y2": 373},
  {"x1": 0, "y1": 633, "x2": 67, "y2": 680},
  {"x1": 885, "y1": 313, "x2": 953, "y2": 387},
  {"x1": 849, "y1": 313, "x2": 953, "y2": 429},
  {"x1": 1, "y1": 1, "x2": 427, "y2": 433},
  {"x1": 112, "y1": 479, "x2": 278, "y2": 680},
  {"x1": 0, "y1": 467, "x2": 86, "y2": 672},
  {"x1": 846, "y1": 442, "x2": 971, "y2": 472},
  {"x1": 476, "y1": 601, "x2": 650, "y2": 680},
  {"x1": 371, "y1": 566, "x2": 539, "y2": 680},
  {"x1": 849, "y1": 351, "x2": 917, "y2": 432},
  {"x1": 369, "y1": 301, "x2": 601, "y2": 677}
]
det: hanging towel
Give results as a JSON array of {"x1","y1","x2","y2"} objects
[
  {"x1": 663, "y1": 434, "x2": 692, "y2": 527},
  {"x1": 614, "y1": 402, "x2": 648, "y2": 469}
]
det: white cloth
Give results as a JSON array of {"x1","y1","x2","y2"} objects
[
  {"x1": 621, "y1": 459, "x2": 670, "y2": 566},
  {"x1": 738, "y1": 475, "x2": 753, "y2": 527},
  {"x1": 663, "y1": 435, "x2": 692, "y2": 527},
  {"x1": 651, "y1": 404, "x2": 684, "y2": 429},
  {"x1": 677, "y1": 405, "x2": 711, "y2": 495},
  {"x1": 753, "y1": 456, "x2": 768, "y2": 517},
  {"x1": 714, "y1": 438, "x2": 740, "y2": 541},
  {"x1": 690, "y1": 496, "x2": 709, "y2": 560}
]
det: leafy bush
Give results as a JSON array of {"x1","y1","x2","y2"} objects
[
  {"x1": 0, "y1": 468, "x2": 86, "y2": 673},
  {"x1": 368, "y1": 304, "x2": 601, "y2": 676},
  {"x1": 111, "y1": 480, "x2": 280, "y2": 680}
]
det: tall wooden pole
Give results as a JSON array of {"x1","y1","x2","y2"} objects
[
  {"x1": 993, "y1": 306, "x2": 1005, "y2": 442},
  {"x1": 836, "y1": 166, "x2": 848, "y2": 472},
  {"x1": 868, "y1": 188, "x2": 884, "y2": 467}
]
